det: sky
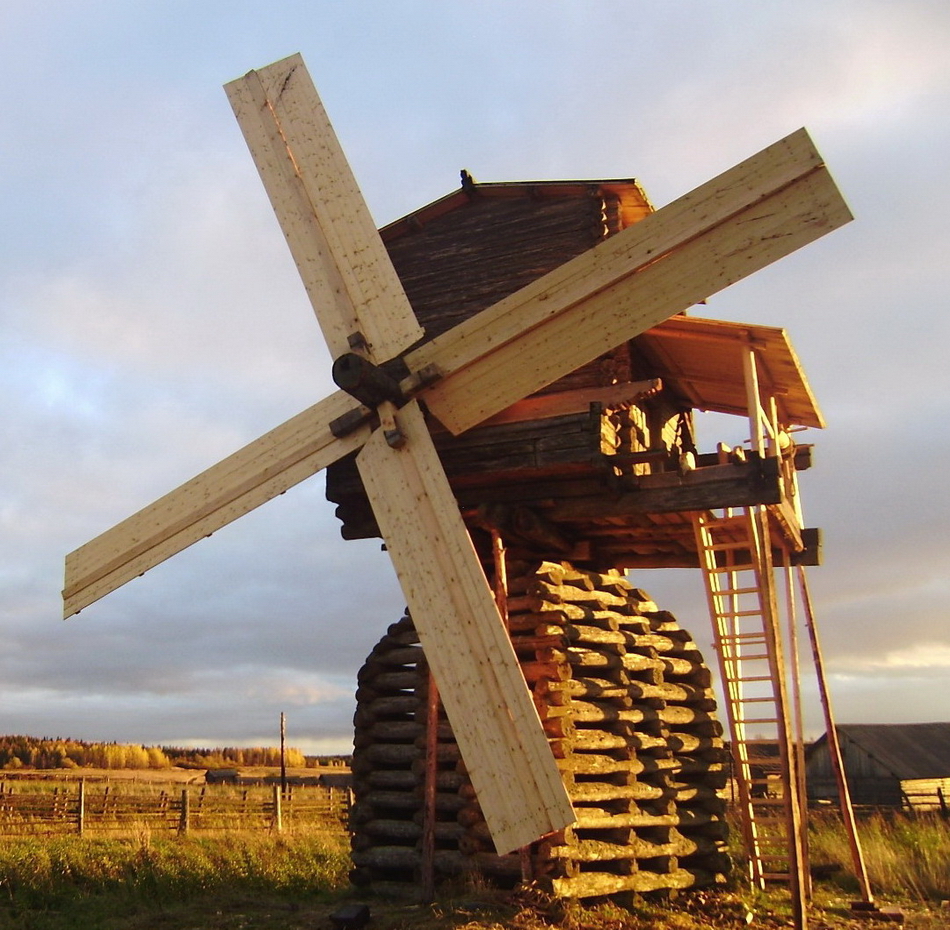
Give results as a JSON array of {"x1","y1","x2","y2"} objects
[{"x1": 2, "y1": 1, "x2": 948, "y2": 756}]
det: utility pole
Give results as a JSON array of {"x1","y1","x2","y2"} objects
[{"x1": 280, "y1": 711, "x2": 287, "y2": 796}]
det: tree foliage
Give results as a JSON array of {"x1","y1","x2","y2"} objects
[
  {"x1": 0, "y1": 735, "x2": 335, "y2": 770},
  {"x1": 0, "y1": 735, "x2": 171, "y2": 770}
]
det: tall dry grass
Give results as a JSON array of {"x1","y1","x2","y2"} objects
[{"x1": 808, "y1": 810, "x2": 950, "y2": 901}]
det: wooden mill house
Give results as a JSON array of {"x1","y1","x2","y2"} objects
[{"x1": 330, "y1": 172, "x2": 825, "y2": 899}]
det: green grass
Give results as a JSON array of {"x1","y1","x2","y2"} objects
[
  {"x1": 1, "y1": 814, "x2": 947, "y2": 929},
  {"x1": 0, "y1": 827, "x2": 350, "y2": 929}
]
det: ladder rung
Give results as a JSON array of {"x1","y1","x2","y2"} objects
[
  {"x1": 715, "y1": 608, "x2": 765, "y2": 618},
  {"x1": 736, "y1": 696, "x2": 777, "y2": 704},
  {"x1": 702, "y1": 539, "x2": 750, "y2": 551},
  {"x1": 718, "y1": 631, "x2": 767, "y2": 641},
  {"x1": 700, "y1": 513, "x2": 747, "y2": 525},
  {"x1": 706, "y1": 560, "x2": 756, "y2": 571}
]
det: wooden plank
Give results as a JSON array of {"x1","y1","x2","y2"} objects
[
  {"x1": 63, "y1": 391, "x2": 371, "y2": 618},
  {"x1": 225, "y1": 54, "x2": 423, "y2": 365},
  {"x1": 407, "y1": 129, "x2": 851, "y2": 433},
  {"x1": 474, "y1": 380, "x2": 660, "y2": 428},
  {"x1": 356, "y1": 399, "x2": 575, "y2": 853}
]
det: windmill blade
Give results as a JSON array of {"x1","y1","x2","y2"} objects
[
  {"x1": 63, "y1": 391, "x2": 372, "y2": 619},
  {"x1": 356, "y1": 399, "x2": 575, "y2": 853},
  {"x1": 408, "y1": 128, "x2": 851, "y2": 434},
  {"x1": 226, "y1": 54, "x2": 423, "y2": 365}
]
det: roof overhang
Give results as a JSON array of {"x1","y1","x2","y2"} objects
[{"x1": 636, "y1": 315, "x2": 825, "y2": 429}]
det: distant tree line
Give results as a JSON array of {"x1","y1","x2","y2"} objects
[
  {"x1": 0, "y1": 735, "x2": 348, "y2": 771},
  {"x1": 167, "y1": 745, "x2": 307, "y2": 769},
  {"x1": 0, "y1": 735, "x2": 168, "y2": 770}
]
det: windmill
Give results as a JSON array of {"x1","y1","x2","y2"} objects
[{"x1": 63, "y1": 54, "x2": 851, "y2": 862}]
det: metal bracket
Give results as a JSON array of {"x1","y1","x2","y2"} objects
[
  {"x1": 329, "y1": 359, "x2": 443, "y2": 440},
  {"x1": 329, "y1": 406, "x2": 374, "y2": 440},
  {"x1": 347, "y1": 330, "x2": 369, "y2": 352},
  {"x1": 399, "y1": 362, "x2": 443, "y2": 396}
]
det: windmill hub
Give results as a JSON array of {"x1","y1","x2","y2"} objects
[{"x1": 331, "y1": 352, "x2": 405, "y2": 409}]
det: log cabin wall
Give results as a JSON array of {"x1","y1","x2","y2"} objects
[{"x1": 326, "y1": 178, "x2": 689, "y2": 542}]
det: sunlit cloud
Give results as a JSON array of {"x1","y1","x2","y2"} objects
[
  {"x1": 833, "y1": 642, "x2": 950, "y2": 674},
  {"x1": 1, "y1": 2, "x2": 948, "y2": 750}
]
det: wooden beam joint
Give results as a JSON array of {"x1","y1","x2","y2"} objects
[{"x1": 332, "y1": 352, "x2": 406, "y2": 408}]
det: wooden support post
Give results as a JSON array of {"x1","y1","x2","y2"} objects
[
  {"x1": 783, "y1": 556, "x2": 812, "y2": 900},
  {"x1": 490, "y1": 529, "x2": 508, "y2": 627},
  {"x1": 77, "y1": 778, "x2": 85, "y2": 836},
  {"x1": 767, "y1": 396, "x2": 780, "y2": 459},
  {"x1": 490, "y1": 528, "x2": 533, "y2": 882},
  {"x1": 743, "y1": 346, "x2": 765, "y2": 458},
  {"x1": 273, "y1": 783, "x2": 283, "y2": 833},
  {"x1": 797, "y1": 566, "x2": 874, "y2": 906},
  {"x1": 179, "y1": 788, "x2": 190, "y2": 835},
  {"x1": 421, "y1": 670, "x2": 440, "y2": 902},
  {"x1": 280, "y1": 711, "x2": 287, "y2": 798}
]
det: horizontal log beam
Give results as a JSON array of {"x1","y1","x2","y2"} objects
[
  {"x1": 600, "y1": 527, "x2": 822, "y2": 569},
  {"x1": 548, "y1": 458, "x2": 783, "y2": 521}
]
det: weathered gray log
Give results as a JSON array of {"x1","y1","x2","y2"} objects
[
  {"x1": 361, "y1": 818, "x2": 466, "y2": 843},
  {"x1": 350, "y1": 565, "x2": 730, "y2": 899}
]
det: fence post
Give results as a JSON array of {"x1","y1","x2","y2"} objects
[
  {"x1": 273, "y1": 783, "x2": 283, "y2": 833},
  {"x1": 179, "y1": 788, "x2": 190, "y2": 835},
  {"x1": 77, "y1": 779, "x2": 86, "y2": 836}
]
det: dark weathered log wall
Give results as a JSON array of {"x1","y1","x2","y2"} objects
[{"x1": 349, "y1": 562, "x2": 730, "y2": 899}]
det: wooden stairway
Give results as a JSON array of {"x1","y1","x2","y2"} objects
[{"x1": 694, "y1": 505, "x2": 809, "y2": 925}]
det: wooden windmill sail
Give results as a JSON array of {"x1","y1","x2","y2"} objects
[{"x1": 62, "y1": 54, "x2": 852, "y2": 856}]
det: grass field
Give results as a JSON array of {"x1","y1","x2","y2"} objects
[{"x1": 0, "y1": 811, "x2": 946, "y2": 929}]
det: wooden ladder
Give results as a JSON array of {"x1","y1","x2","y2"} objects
[{"x1": 694, "y1": 505, "x2": 809, "y2": 924}]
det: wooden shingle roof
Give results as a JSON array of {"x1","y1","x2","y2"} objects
[{"x1": 637, "y1": 315, "x2": 825, "y2": 429}]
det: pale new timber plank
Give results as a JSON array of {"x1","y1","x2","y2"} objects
[
  {"x1": 63, "y1": 392, "x2": 371, "y2": 618},
  {"x1": 226, "y1": 54, "x2": 423, "y2": 365},
  {"x1": 407, "y1": 129, "x2": 851, "y2": 433},
  {"x1": 356, "y1": 399, "x2": 575, "y2": 853}
]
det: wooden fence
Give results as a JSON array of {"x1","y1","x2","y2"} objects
[
  {"x1": 0, "y1": 780, "x2": 350, "y2": 836},
  {"x1": 901, "y1": 784, "x2": 949, "y2": 817}
]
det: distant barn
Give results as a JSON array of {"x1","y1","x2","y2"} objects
[{"x1": 807, "y1": 723, "x2": 950, "y2": 811}]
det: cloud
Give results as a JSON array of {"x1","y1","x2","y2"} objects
[
  {"x1": 834, "y1": 641, "x2": 950, "y2": 674},
  {"x1": 1, "y1": 2, "x2": 949, "y2": 753}
]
